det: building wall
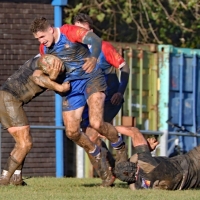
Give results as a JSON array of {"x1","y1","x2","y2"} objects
[{"x1": 0, "y1": 1, "x2": 75, "y2": 177}]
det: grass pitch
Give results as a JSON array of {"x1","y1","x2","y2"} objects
[{"x1": 0, "y1": 177, "x2": 200, "y2": 200}]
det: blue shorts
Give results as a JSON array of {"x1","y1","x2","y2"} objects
[
  {"x1": 80, "y1": 99, "x2": 123, "y2": 128},
  {"x1": 62, "y1": 69, "x2": 107, "y2": 111}
]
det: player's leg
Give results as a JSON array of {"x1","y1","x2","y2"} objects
[
  {"x1": 115, "y1": 126, "x2": 148, "y2": 147},
  {"x1": 87, "y1": 92, "x2": 128, "y2": 166},
  {"x1": 62, "y1": 80, "x2": 109, "y2": 180},
  {"x1": 7, "y1": 125, "x2": 32, "y2": 186},
  {"x1": 63, "y1": 107, "x2": 96, "y2": 152},
  {"x1": 85, "y1": 101, "x2": 123, "y2": 187},
  {"x1": 81, "y1": 106, "x2": 115, "y2": 186},
  {"x1": 9, "y1": 159, "x2": 27, "y2": 186},
  {"x1": 102, "y1": 100, "x2": 124, "y2": 168},
  {"x1": 83, "y1": 126, "x2": 115, "y2": 187},
  {"x1": 0, "y1": 92, "x2": 32, "y2": 185},
  {"x1": 85, "y1": 74, "x2": 128, "y2": 166}
]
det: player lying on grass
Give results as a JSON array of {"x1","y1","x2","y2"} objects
[{"x1": 114, "y1": 126, "x2": 200, "y2": 190}]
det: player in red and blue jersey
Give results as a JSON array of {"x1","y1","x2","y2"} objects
[
  {"x1": 73, "y1": 13, "x2": 130, "y2": 186},
  {"x1": 30, "y1": 17, "x2": 128, "y2": 183}
]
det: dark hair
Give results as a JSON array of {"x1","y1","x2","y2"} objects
[
  {"x1": 73, "y1": 13, "x2": 93, "y2": 29},
  {"x1": 29, "y1": 17, "x2": 52, "y2": 33}
]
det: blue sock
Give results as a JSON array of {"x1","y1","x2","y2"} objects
[
  {"x1": 89, "y1": 145, "x2": 101, "y2": 157},
  {"x1": 111, "y1": 135, "x2": 124, "y2": 149}
]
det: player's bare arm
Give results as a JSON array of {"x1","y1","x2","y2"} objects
[{"x1": 32, "y1": 70, "x2": 70, "y2": 93}]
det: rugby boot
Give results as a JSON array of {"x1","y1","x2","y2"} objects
[
  {"x1": 101, "y1": 166, "x2": 116, "y2": 187},
  {"x1": 89, "y1": 147, "x2": 110, "y2": 180},
  {"x1": 0, "y1": 170, "x2": 11, "y2": 186},
  {"x1": 10, "y1": 173, "x2": 27, "y2": 186},
  {"x1": 101, "y1": 140, "x2": 115, "y2": 169},
  {"x1": 101, "y1": 141, "x2": 116, "y2": 187},
  {"x1": 0, "y1": 156, "x2": 21, "y2": 186},
  {"x1": 94, "y1": 147, "x2": 110, "y2": 180},
  {"x1": 115, "y1": 143, "x2": 128, "y2": 166}
]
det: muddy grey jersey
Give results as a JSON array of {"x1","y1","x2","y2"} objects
[
  {"x1": 0, "y1": 56, "x2": 46, "y2": 103},
  {"x1": 135, "y1": 146, "x2": 200, "y2": 190}
]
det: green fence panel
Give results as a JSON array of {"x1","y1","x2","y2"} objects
[{"x1": 111, "y1": 42, "x2": 159, "y2": 131}]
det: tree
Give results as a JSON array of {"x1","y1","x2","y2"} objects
[{"x1": 65, "y1": 0, "x2": 200, "y2": 48}]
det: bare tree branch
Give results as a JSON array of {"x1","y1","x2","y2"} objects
[
  {"x1": 140, "y1": 0, "x2": 160, "y2": 43},
  {"x1": 156, "y1": 0, "x2": 194, "y2": 32}
]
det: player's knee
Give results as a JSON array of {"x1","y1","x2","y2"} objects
[
  {"x1": 16, "y1": 140, "x2": 32, "y2": 154},
  {"x1": 25, "y1": 135, "x2": 33, "y2": 153},
  {"x1": 25, "y1": 140, "x2": 33, "y2": 153},
  {"x1": 89, "y1": 119, "x2": 102, "y2": 131},
  {"x1": 88, "y1": 134, "x2": 99, "y2": 144},
  {"x1": 66, "y1": 129, "x2": 80, "y2": 141},
  {"x1": 86, "y1": 129, "x2": 99, "y2": 144}
]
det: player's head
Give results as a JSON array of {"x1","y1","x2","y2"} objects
[
  {"x1": 37, "y1": 54, "x2": 64, "y2": 80},
  {"x1": 30, "y1": 17, "x2": 55, "y2": 47},
  {"x1": 73, "y1": 13, "x2": 93, "y2": 31},
  {"x1": 114, "y1": 161, "x2": 137, "y2": 184}
]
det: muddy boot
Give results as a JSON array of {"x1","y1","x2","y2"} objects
[
  {"x1": 9, "y1": 159, "x2": 27, "y2": 186},
  {"x1": 101, "y1": 167, "x2": 116, "y2": 187},
  {"x1": 101, "y1": 141, "x2": 116, "y2": 187},
  {"x1": 10, "y1": 173, "x2": 27, "y2": 186},
  {"x1": 95, "y1": 147, "x2": 110, "y2": 180},
  {"x1": 101, "y1": 140, "x2": 115, "y2": 169},
  {"x1": 115, "y1": 143, "x2": 128, "y2": 166},
  {"x1": 0, "y1": 156, "x2": 20, "y2": 186},
  {"x1": 0, "y1": 170, "x2": 11, "y2": 186},
  {"x1": 88, "y1": 147, "x2": 110, "y2": 180}
]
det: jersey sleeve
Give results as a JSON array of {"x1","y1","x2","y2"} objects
[
  {"x1": 60, "y1": 24, "x2": 89, "y2": 43},
  {"x1": 39, "y1": 44, "x2": 45, "y2": 55},
  {"x1": 102, "y1": 41, "x2": 126, "y2": 69}
]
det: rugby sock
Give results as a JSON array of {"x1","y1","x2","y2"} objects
[
  {"x1": 13, "y1": 170, "x2": 21, "y2": 175},
  {"x1": 111, "y1": 135, "x2": 125, "y2": 150},
  {"x1": 89, "y1": 145, "x2": 101, "y2": 159},
  {"x1": 3, "y1": 156, "x2": 20, "y2": 178},
  {"x1": 13, "y1": 158, "x2": 25, "y2": 175}
]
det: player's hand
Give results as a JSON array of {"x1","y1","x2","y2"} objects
[
  {"x1": 49, "y1": 58, "x2": 64, "y2": 80},
  {"x1": 38, "y1": 54, "x2": 64, "y2": 80},
  {"x1": 61, "y1": 81, "x2": 70, "y2": 92},
  {"x1": 147, "y1": 137, "x2": 159, "y2": 151},
  {"x1": 51, "y1": 57, "x2": 63, "y2": 70},
  {"x1": 82, "y1": 57, "x2": 97, "y2": 73},
  {"x1": 110, "y1": 92, "x2": 123, "y2": 105}
]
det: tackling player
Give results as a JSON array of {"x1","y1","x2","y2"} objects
[{"x1": 0, "y1": 55, "x2": 69, "y2": 186}]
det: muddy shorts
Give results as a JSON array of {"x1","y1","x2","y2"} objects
[
  {"x1": 62, "y1": 71, "x2": 107, "y2": 112},
  {"x1": 0, "y1": 90, "x2": 28, "y2": 129}
]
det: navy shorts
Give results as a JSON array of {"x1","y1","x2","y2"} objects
[{"x1": 62, "y1": 69, "x2": 107, "y2": 111}]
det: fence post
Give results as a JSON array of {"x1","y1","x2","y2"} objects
[
  {"x1": 0, "y1": 124, "x2": 1, "y2": 173},
  {"x1": 160, "y1": 130, "x2": 168, "y2": 156}
]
